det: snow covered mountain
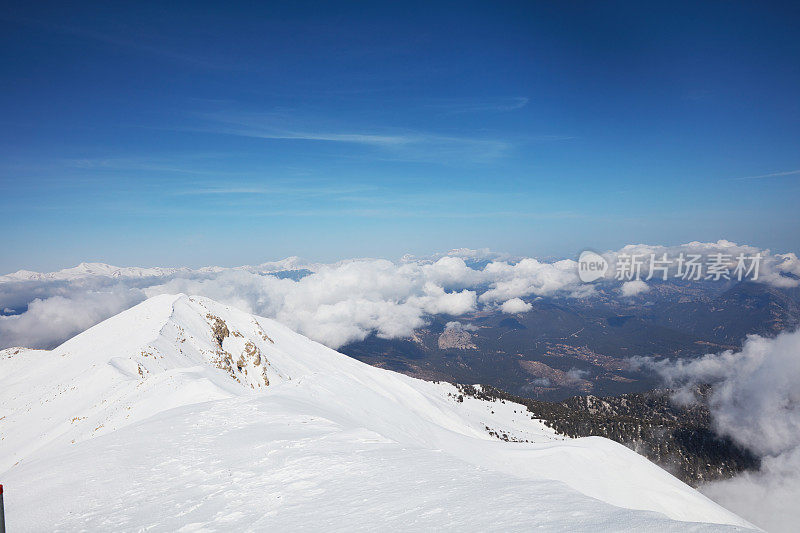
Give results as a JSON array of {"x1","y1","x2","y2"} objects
[
  {"x1": 0, "y1": 295, "x2": 753, "y2": 531},
  {"x1": 0, "y1": 262, "x2": 188, "y2": 282},
  {"x1": 0, "y1": 258, "x2": 311, "y2": 283}
]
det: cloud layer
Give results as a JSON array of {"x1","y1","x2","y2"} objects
[
  {"x1": 1, "y1": 241, "x2": 798, "y2": 351},
  {"x1": 0, "y1": 284, "x2": 147, "y2": 349},
  {"x1": 650, "y1": 329, "x2": 800, "y2": 532}
]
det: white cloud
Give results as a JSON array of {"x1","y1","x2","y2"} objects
[
  {"x1": 600, "y1": 240, "x2": 799, "y2": 288},
  {"x1": 432, "y1": 96, "x2": 530, "y2": 114},
  {"x1": 736, "y1": 169, "x2": 800, "y2": 180},
  {"x1": 197, "y1": 111, "x2": 511, "y2": 162},
  {"x1": 500, "y1": 298, "x2": 532, "y2": 314},
  {"x1": 565, "y1": 368, "x2": 589, "y2": 382},
  {"x1": 649, "y1": 329, "x2": 800, "y2": 532},
  {"x1": 409, "y1": 282, "x2": 477, "y2": 316},
  {"x1": 479, "y1": 258, "x2": 581, "y2": 303},
  {"x1": 0, "y1": 288, "x2": 146, "y2": 349},
  {"x1": 775, "y1": 252, "x2": 800, "y2": 277},
  {"x1": 139, "y1": 262, "x2": 478, "y2": 349},
  {"x1": 702, "y1": 449, "x2": 800, "y2": 533},
  {"x1": 1, "y1": 241, "x2": 797, "y2": 351},
  {"x1": 620, "y1": 280, "x2": 649, "y2": 297},
  {"x1": 420, "y1": 257, "x2": 485, "y2": 288}
]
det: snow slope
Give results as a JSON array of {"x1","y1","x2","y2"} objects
[{"x1": 0, "y1": 294, "x2": 754, "y2": 531}]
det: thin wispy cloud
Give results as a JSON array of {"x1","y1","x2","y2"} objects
[
  {"x1": 527, "y1": 134, "x2": 577, "y2": 142},
  {"x1": 190, "y1": 111, "x2": 513, "y2": 162},
  {"x1": 39, "y1": 180, "x2": 576, "y2": 221},
  {"x1": 735, "y1": 169, "x2": 800, "y2": 180},
  {"x1": 175, "y1": 184, "x2": 376, "y2": 197},
  {"x1": 429, "y1": 97, "x2": 530, "y2": 114},
  {"x1": 65, "y1": 157, "x2": 216, "y2": 176},
  {"x1": 231, "y1": 129, "x2": 414, "y2": 147}
]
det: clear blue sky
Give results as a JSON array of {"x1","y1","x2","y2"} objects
[{"x1": 1, "y1": 1, "x2": 799, "y2": 272}]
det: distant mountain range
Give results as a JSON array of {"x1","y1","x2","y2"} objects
[{"x1": 0, "y1": 259, "x2": 309, "y2": 282}]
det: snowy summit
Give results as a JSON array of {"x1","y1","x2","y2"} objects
[{"x1": 0, "y1": 294, "x2": 753, "y2": 531}]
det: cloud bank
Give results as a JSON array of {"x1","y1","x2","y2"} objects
[
  {"x1": 0, "y1": 251, "x2": 581, "y2": 350},
  {"x1": 600, "y1": 240, "x2": 800, "y2": 288},
  {"x1": 650, "y1": 329, "x2": 800, "y2": 532},
  {"x1": 1, "y1": 240, "x2": 798, "y2": 351},
  {"x1": 0, "y1": 284, "x2": 147, "y2": 349}
]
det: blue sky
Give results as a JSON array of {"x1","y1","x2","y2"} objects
[{"x1": 1, "y1": 1, "x2": 799, "y2": 272}]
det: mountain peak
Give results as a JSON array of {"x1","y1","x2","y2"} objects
[{"x1": 0, "y1": 294, "x2": 753, "y2": 530}]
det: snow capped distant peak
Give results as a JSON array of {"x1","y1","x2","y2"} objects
[
  {"x1": 0, "y1": 269, "x2": 47, "y2": 282},
  {"x1": 0, "y1": 258, "x2": 318, "y2": 283},
  {"x1": 0, "y1": 262, "x2": 191, "y2": 282},
  {"x1": 0, "y1": 294, "x2": 754, "y2": 530},
  {"x1": 75, "y1": 261, "x2": 112, "y2": 271}
]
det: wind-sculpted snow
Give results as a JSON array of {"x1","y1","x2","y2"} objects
[{"x1": 0, "y1": 295, "x2": 753, "y2": 530}]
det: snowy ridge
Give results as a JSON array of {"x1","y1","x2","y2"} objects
[
  {"x1": 0, "y1": 262, "x2": 188, "y2": 282},
  {"x1": 0, "y1": 257, "x2": 312, "y2": 283},
  {"x1": 0, "y1": 295, "x2": 753, "y2": 531}
]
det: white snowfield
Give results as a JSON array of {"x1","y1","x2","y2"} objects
[{"x1": 0, "y1": 294, "x2": 754, "y2": 531}]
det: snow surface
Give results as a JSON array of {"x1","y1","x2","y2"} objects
[{"x1": 0, "y1": 294, "x2": 754, "y2": 531}]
